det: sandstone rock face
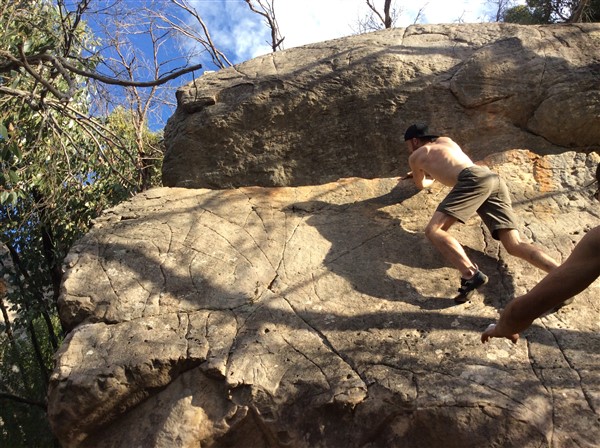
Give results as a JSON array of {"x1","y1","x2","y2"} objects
[
  {"x1": 163, "y1": 23, "x2": 600, "y2": 189},
  {"x1": 48, "y1": 151, "x2": 600, "y2": 447}
]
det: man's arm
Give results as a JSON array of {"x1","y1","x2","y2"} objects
[
  {"x1": 482, "y1": 226, "x2": 600, "y2": 343},
  {"x1": 408, "y1": 152, "x2": 435, "y2": 190}
]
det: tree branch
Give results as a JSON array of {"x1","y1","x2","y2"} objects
[
  {"x1": 165, "y1": 0, "x2": 233, "y2": 68},
  {"x1": 0, "y1": 392, "x2": 46, "y2": 409},
  {"x1": 56, "y1": 54, "x2": 202, "y2": 88},
  {"x1": 245, "y1": 0, "x2": 284, "y2": 51},
  {"x1": 1, "y1": 49, "x2": 201, "y2": 98}
]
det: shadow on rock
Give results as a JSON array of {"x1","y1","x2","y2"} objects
[{"x1": 287, "y1": 184, "x2": 499, "y2": 310}]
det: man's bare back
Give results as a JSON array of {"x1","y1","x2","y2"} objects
[{"x1": 408, "y1": 137, "x2": 474, "y2": 188}]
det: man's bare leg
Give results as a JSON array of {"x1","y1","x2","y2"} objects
[
  {"x1": 424, "y1": 211, "x2": 478, "y2": 278},
  {"x1": 498, "y1": 229, "x2": 560, "y2": 273}
]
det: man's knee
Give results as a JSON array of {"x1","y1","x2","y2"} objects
[
  {"x1": 502, "y1": 237, "x2": 537, "y2": 259},
  {"x1": 425, "y1": 212, "x2": 457, "y2": 242},
  {"x1": 498, "y1": 229, "x2": 521, "y2": 253},
  {"x1": 503, "y1": 242, "x2": 523, "y2": 257},
  {"x1": 424, "y1": 224, "x2": 443, "y2": 243}
]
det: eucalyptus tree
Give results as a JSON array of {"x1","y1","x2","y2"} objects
[
  {"x1": 502, "y1": 0, "x2": 600, "y2": 23},
  {"x1": 1, "y1": 0, "x2": 287, "y2": 443},
  {"x1": 0, "y1": 0, "x2": 197, "y2": 444}
]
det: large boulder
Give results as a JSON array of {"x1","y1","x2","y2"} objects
[
  {"x1": 48, "y1": 150, "x2": 600, "y2": 447},
  {"x1": 163, "y1": 23, "x2": 600, "y2": 189}
]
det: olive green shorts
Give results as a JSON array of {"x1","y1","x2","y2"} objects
[{"x1": 437, "y1": 165, "x2": 518, "y2": 240}]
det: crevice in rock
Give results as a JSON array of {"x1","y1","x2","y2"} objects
[
  {"x1": 547, "y1": 329, "x2": 597, "y2": 414},
  {"x1": 359, "y1": 409, "x2": 405, "y2": 446},
  {"x1": 267, "y1": 274, "x2": 278, "y2": 292},
  {"x1": 279, "y1": 217, "x2": 303, "y2": 281},
  {"x1": 525, "y1": 339, "x2": 548, "y2": 396},
  {"x1": 164, "y1": 221, "x2": 175, "y2": 255},
  {"x1": 486, "y1": 222, "x2": 514, "y2": 305},
  {"x1": 244, "y1": 205, "x2": 277, "y2": 271},
  {"x1": 281, "y1": 296, "x2": 366, "y2": 386},
  {"x1": 280, "y1": 334, "x2": 329, "y2": 383},
  {"x1": 270, "y1": 52, "x2": 280, "y2": 75},
  {"x1": 99, "y1": 256, "x2": 119, "y2": 303},
  {"x1": 247, "y1": 405, "x2": 282, "y2": 447},
  {"x1": 325, "y1": 228, "x2": 391, "y2": 265}
]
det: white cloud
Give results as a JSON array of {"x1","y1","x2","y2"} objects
[
  {"x1": 267, "y1": 0, "x2": 502, "y2": 52},
  {"x1": 186, "y1": 0, "x2": 268, "y2": 62},
  {"x1": 275, "y1": 0, "x2": 366, "y2": 50},
  {"x1": 408, "y1": 0, "x2": 488, "y2": 24},
  {"x1": 186, "y1": 0, "x2": 525, "y2": 66}
]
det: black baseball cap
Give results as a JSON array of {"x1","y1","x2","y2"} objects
[{"x1": 404, "y1": 123, "x2": 439, "y2": 141}]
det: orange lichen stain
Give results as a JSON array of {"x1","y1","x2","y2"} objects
[
  {"x1": 242, "y1": 185, "x2": 288, "y2": 199},
  {"x1": 484, "y1": 149, "x2": 557, "y2": 193},
  {"x1": 532, "y1": 155, "x2": 555, "y2": 193},
  {"x1": 482, "y1": 149, "x2": 535, "y2": 170}
]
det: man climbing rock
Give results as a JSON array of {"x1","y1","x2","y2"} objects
[{"x1": 403, "y1": 122, "x2": 559, "y2": 302}]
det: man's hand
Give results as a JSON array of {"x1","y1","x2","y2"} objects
[{"x1": 481, "y1": 323, "x2": 519, "y2": 344}]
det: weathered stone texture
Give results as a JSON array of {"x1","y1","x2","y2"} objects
[
  {"x1": 163, "y1": 23, "x2": 600, "y2": 189},
  {"x1": 48, "y1": 151, "x2": 600, "y2": 447}
]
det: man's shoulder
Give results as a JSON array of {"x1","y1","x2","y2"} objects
[
  {"x1": 433, "y1": 137, "x2": 460, "y2": 149},
  {"x1": 408, "y1": 146, "x2": 429, "y2": 163}
]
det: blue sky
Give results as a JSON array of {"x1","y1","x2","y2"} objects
[{"x1": 84, "y1": 0, "x2": 525, "y2": 129}]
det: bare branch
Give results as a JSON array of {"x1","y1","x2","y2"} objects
[
  {"x1": 0, "y1": 392, "x2": 46, "y2": 409},
  {"x1": 57, "y1": 0, "x2": 93, "y2": 57},
  {"x1": 58, "y1": 55, "x2": 202, "y2": 88},
  {"x1": 245, "y1": 0, "x2": 285, "y2": 52},
  {"x1": 484, "y1": 0, "x2": 515, "y2": 22},
  {"x1": 366, "y1": 0, "x2": 393, "y2": 28},
  {"x1": 413, "y1": 5, "x2": 427, "y2": 24},
  {"x1": 569, "y1": 0, "x2": 590, "y2": 22},
  {"x1": 1, "y1": 48, "x2": 201, "y2": 101},
  {"x1": 18, "y1": 46, "x2": 76, "y2": 101},
  {"x1": 357, "y1": 0, "x2": 399, "y2": 33},
  {"x1": 162, "y1": 0, "x2": 233, "y2": 69}
]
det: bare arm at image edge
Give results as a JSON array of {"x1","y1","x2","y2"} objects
[{"x1": 482, "y1": 226, "x2": 600, "y2": 343}]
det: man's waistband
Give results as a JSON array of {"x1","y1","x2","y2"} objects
[{"x1": 458, "y1": 165, "x2": 490, "y2": 178}]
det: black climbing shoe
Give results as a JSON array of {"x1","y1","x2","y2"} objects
[{"x1": 454, "y1": 270, "x2": 489, "y2": 304}]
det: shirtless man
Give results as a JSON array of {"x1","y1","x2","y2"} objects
[
  {"x1": 481, "y1": 162, "x2": 600, "y2": 343},
  {"x1": 403, "y1": 123, "x2": 559, "y2": 302}
]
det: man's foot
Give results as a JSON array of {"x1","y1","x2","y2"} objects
[{"x1": 454, "y1": 270, "x2": 489, "y2": 303}]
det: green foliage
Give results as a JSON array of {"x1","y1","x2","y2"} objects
[
  {"x1": 503, "y1": 0, "x2": 600, "y2": 23},
  {"x1": 579, "y1": 0, "x2": 600, "y2": 20},
  {"x1": 1, "y1": 1, "x2": 164, "y2": 445},
  {"x1": 503, "y1": 4, "x2": 544, "y2": 23},
  {"x1": 105, "y1": 106, "x2": 164, "y2": 191},
  {"x1": 0, "y1": 319, "x2": 57, "y2": 447}
]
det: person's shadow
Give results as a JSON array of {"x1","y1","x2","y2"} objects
[{"x1": 287, "y1": 182, "x2": 500, "y2": 310}]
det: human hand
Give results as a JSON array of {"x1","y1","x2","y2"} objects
[{"x1": 481, "y1": 323, "x2": 519, "y2": 344}]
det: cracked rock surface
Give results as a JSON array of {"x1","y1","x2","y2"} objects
[
  {"x1": 48, "y1": 150, "x2": 599, "y2": 447},
  {"x1": 163, "y1": 23, "x2": 600, "y2": 189}
]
